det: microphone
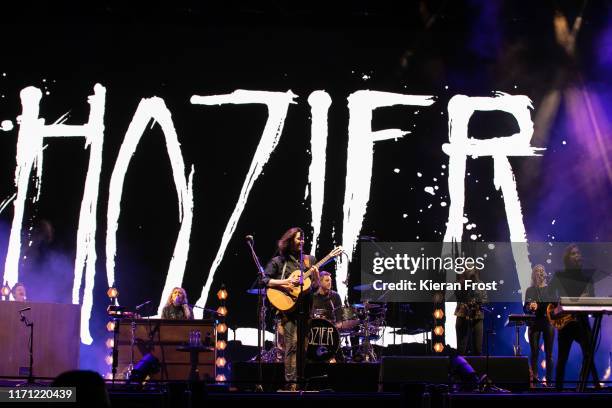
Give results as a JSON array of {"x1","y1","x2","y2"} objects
[
  {"x1": 245, "y1": 235, "x2": 254, "y2": 244},
  {"x1": 135, "y1": 300, "x2": 152, "y2": 310},
  {"x1": 18, "y1": 307, "x2": 31, "y2": 312}
]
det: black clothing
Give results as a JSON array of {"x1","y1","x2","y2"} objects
[
  {"x1": 161, "y1": 303, "x2": 194, "y2": 320},
  {"x1": 264, "y1": 251, "x2": 317, "y2": 383},
  {"x1": 264, "y1": 253, "x2": 318, "y2": 318},
  {"x1": 455, "y1": 280, "x2": 488, "y2": 356},
  {"x1": 523, "y1": 286, "x2": 550, "y2": 330},
  {"x1": 548, "y1": 268, "x2": 599, "y2": 389},
  {"x1": 523, "y1": 285, "x2": 554, "y2": 382},
  {"x1": 312, "y1": 290, "x2": 342, "y2": 320},
  {"x1": 529, "y1": 323, "x2": 554, "y2": 382}
]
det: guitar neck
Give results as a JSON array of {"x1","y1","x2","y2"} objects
[{"x1": 302, "y1": 251, "x2": 336, "y2": 279}]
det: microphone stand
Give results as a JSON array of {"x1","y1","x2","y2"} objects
[
  {"x1": 245, "y1": 236, "x2": 266, "y2": 392},
  {"x1": 297, "y1": 236, "x2": 306, "y2": 389},
  {"x1": 17, "y1": 309, "x2": 37, "y2": 386},
  {"x1": 482, "y1": 306, "x2": 495, "y2": 387}
]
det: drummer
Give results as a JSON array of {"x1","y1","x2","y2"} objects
[{"x1": 312, "y1": 271, "x2": 342, "y2": 321}]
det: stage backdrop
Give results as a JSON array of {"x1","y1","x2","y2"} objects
[{"x1": 0, "y1": 2, "x2": 610, "y2": 379}]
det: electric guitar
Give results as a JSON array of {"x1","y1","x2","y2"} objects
[
  {"x1": 546, "y1": 303, "x2": 576, "y2": 330},
  {"x1": 267, "y1": 246, "x2": 343, "y2": 312}
]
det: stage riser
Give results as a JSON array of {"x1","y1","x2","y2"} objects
[
  {"x1": 231, "y1": 356, "x2": 529, "y2": 392},
  {"x1": 231, "y1": 362, "x2": 380, "y2": 392}
]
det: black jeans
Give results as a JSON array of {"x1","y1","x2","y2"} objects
[
  {"x1": 456, "y1": 317, "x2": 483, "y2": 356},
  {"x1": 528, "y1": 323, "x2": 554, "y2": 382},
  {"x1": 556, "y1": 319, "x2": 599, "y2": 389}
]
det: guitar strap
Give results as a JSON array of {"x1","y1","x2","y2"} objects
[{"x1": 281, "y1": 262, "x2": 288, "y2": 280}]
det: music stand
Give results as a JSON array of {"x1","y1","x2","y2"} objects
[{"x1": 506, "y1": 314, "x2": 535, "y2": 356}]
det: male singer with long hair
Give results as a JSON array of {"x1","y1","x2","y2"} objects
[{"x1": 264, "y1": 227, "x2": 318, "y2": 391}]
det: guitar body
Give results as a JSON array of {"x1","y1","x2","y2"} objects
[
  {"x1": 546, "y1": 303, "x2": 576, "y2": 330},
  {"x1": 266, "y1": 246, "x2": 343, "y2": 313},
  {"x1": 267, "y1": 270, "x2": 312, "y2": 312}
]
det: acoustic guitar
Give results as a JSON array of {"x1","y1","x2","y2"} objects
[
  {"x1": 546, "y1": 303, "x2": 576, "y2": 330},
  {"x1": 267, "y1": 246, "x2": 343, "y2": 312}
]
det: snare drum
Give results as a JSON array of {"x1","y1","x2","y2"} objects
[
  {"x1": 307, "y1": 318, "x2": 340, "y2": 362},
  {"x1": 333, "y1": 306, "x2": 360, "y2": 332}
]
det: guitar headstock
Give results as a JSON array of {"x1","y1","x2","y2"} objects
[{"x1": 329, "y1": 246, "x2": 343, "y2": 258}]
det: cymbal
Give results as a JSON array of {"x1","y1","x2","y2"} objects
[
  {"x1": 246, "y1": 288, "x2": 266, "y2": 295},
  {"x1": 353, "y1": 284, "x2": 374, "y2": 291},
  {"x1": 352, "y1": 303, "x2": 381, "y2": 309}
]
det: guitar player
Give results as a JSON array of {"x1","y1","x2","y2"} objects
[
  {"x1": 548, "y1": 243, "x2": 600, "y2": 390},
  {"x1": 263, "y1": 227, "x2": 319, "y2": 391}
]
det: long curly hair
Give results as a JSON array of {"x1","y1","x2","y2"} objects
[
  {"x1": 277, "y1": 227, "x2": 303, "y2": 257},
  {"x1": 165, "y1": 287, "x2": 188, "y2": 306}
]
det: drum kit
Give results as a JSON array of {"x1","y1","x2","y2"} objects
[
  {"x1": 300, "y1": 302, "x2": 387, "y2": 363},
  {"x1": 249, "y1": 286, "x2": 388, "y2": 363}
]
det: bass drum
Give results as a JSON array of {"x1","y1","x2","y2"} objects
[{"x1": 307, "y1": 318, "x2": 340, "y2": 362}]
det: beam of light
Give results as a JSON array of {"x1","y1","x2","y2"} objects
[
  {"x1": 190, "y1": 90, "x2": 297, "y2": 316},
  {"x1": 442, "y1": 93, "x2": 545, "y2": 301},
  {"x1": 3, "y1": 85, "x2": 106, "y2": 345},
  {"x1": 337, "y1": 91, "x2": 435, "y2": 303},
  {"x1": 105, "y1": 97, "x2": 194, "y2": 319},
  {"x1": 306, "y1": 91, "x2": 332, "y2": 255}
]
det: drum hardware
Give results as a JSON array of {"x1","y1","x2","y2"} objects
[
  {"x1": 350, "y1": 301, "x2": 385, "y2": 362},
  {"x1": 333, "y1": 306, "x2": 360, "y2": 332}
]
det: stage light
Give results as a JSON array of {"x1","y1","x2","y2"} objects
[
  {"x1": 217, "y1": 286, "x2": 228, "y2": 301},
  {"x1": 106, "y1": 321, "x2": 115, "y2": 332},
  {"x1": 215, "y1": 374, "x2": 227, "y2": 382},
  {"x1": 217, "y1": 306, "x2": 228, "y2": 317},
  {"x1": 104, "y1": 355, "x2": 113, "y2": 365},
  {"x1": 1, "y1": 281, "x2": 11, "y2": 300},
  {"x1": 217, "y1": 322, "x2": 227, "y2": 334},
  {"x1": 433, "y1": 342, "x2": 445, "y2": 353},
  {"x1": 105, "y1": 338, "x2": 114, "y2": 348},
  {"x1": 216, "y1": 340, "x2": 227, "y2": 350},
  {"x1": 107, "y1": 286, "x2": 119, "y2": 300},
  {"x1": 433, "y1": 309, "x2": 444, "y2": 320},
  {"x1": 215, "y1": 357, "x2": 227, "y2": 368},
  {"x1": 434, "y1": 326, "x2": 445, "y2": 336},
  {"x1": 129, "y1": 353, "x2": 160, "y2": 383}
]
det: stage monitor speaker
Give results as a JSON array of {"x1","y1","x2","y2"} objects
[
  {"x1": 464, "y1": 356, "x2": 529, "y2": 391},
  {"x1": 379, "y1": 356, "x2": 450, "y2": 391}
]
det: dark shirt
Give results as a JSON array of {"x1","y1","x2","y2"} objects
[
  {"x1": 264, "y1": 253, "x2": 317, "y2": 318},
  {"x1": 548, "y1": 268, "x2": 595, "y2": 299},
  {"x1": 523, "y1": 286, "x2": 551, "y2": 329},
  {"x1": 161, "y1": 304, "x2": 194, "y2": 320},
  {"x1": 263, "y1": 253, "x2": 317, "y2": 286},
  {"x1": 312, "y1": 290, "x2": 342, "y2": 320},
  {"x1": 454, "y1": 281, "x2": 488, "y2": 320},
  {"x1": 547, "y1": 267, "x2": 596, "y2": 329}
]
